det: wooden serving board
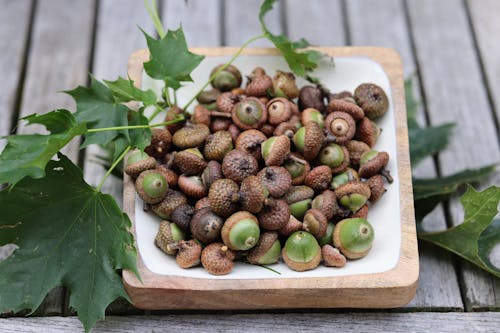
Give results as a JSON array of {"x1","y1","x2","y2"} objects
[{"x1": 122, "y1": 47, "x2": 418, "y2": 309}]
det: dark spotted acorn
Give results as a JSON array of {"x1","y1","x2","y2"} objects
[{"x1": 354, "y1": 83, "x2": 389, "y2": 119}]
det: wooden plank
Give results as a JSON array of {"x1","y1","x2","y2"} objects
[
  {"x1": 345, "y1": 0, "x2": 463, "y2": 310},
  {"x1": 407, "y1": 0, "x2": 500, "y2": 310},
  {"x1": 13, "y1": 0, "x2": 96, "y2": 316},
  {"x1": 467, "y1": 0, "x2": 500, "y2": 129},
  {"x1": 224, "y1": 0, "x2": 282, "y2": 47},
  {"x1": 284, "y1": 0, "x2": 345, "y2": 45},
  {"x1": 162, "y1": 0, "x2": 221, "y2": 46},
  {"x1": 0, "y1": 0, "x2": 32, "y2": 151},
  {"x1": 1, "y1": 312, "x2": 500, "y2": 332}
]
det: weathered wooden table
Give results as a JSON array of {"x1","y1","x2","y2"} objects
[{"x1": 1, "y1": 0, "x2": 499, "y2": 331}]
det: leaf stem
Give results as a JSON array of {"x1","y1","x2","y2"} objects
[
  {"x1": 144, "y1": 0, "x2": 165, "y2": 38},
  {"x1": 182, "y1": 34, "x2": 267, "y2": 110},
  {"x1": 97, "y1": 146, "x2": 131, "y2": 191},
  {"x1": 87, "y1": 115, "x2": 185, "y2": 133}
]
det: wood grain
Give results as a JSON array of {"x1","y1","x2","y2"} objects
[
  {"x1": 2, "y1": 312, "x2": 500, "y2": 332},
  {"x1": 407, "y1": 0, "x2": 500, "y2": 310},
  {"x1": 123, "y1": 47, "x2": 418, "y2": 310},
  {"x1": 345, "y1": 0, "x2": 462, "y2": 310}
]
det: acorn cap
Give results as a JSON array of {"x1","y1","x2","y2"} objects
[
  {"x1": 164, "y1": 105, "x2": 184, "y2": 133},
  {"x1": 174, "y1": 148, "x2": 207, "y2": 175},
  {"x1": 221, "y1": 149, "x2": 259, "y2": 183},
  {"x1": 304, "y1": 165, "x2": 333, "y2": 192},
  {"x1": 155, "y1": 221, "x2": 186, "y2": 255},
  {"x1": 240, "y1": 175, "x2": 268, "y2": 213},
  {"x1": 298, "y1": 85, "x2": 325, "y2": 112},
  {"x1": 258, "y1": 166, "x2": 293, "y2": 198},
  {"x1": 336, "y1": 180, "x2": 371, "y2": 213},
  {"x1": 326, "y1": 99, "x2": 364, "y2": 121},
  {"x1": 177, "y1": 174, "x2": 207, "y2": 199},
  {"x1": 367, "y1": 174, "x2": 386, "y2": 203},
  {"x1": 175, "y1": 239, "x2": 202, "y2": 269},
  {"x1": 151, "y1": 189, "x2": 188, "y2": 220},
  {"x1": 135, "y1": 170, "x2": 169, "y2": 204},
  {"x1": 246, "y1": 231, "x2": 281, "y2": 265},
  {"x1": 192, "y1": 105, "x2": 212, "y2": 126},
  {"x1": 355, "y1": 117, "x2": 381, "y2": 148},
  {"x1": 125, "y1": 149, "x2": 157, "y2": 178},
  {"x1": 261, "y1": 135, "x2": 291, "y2": 166},
  {"x1": 195, "y1": 197, "x2": 211, "y2": 211},
  {"x1": 266, "y1": 97, "x2": 293, "y2": 125},
  {"x1": 204, "y1": 130, "x2": 234, "y2": 161},
  {"x1": 235, "y1": 129, "x2": 267, "y2": 161},
  {"x1": 201, "y1": 160, "x2": 223, "y2": 189},
  {"x1": 272, "y1": 70, "x2": 299, "y2": 99},
  {"x1": 333, "y1": 218, "x2": 374, "y2": 259},
  {"x1": 201, "y1": 242, "x2": 236, "y2": 275},
  {"x1": 354, "y1": 83, "x2": 389, "y2": 119},
  {"x1": 245, "y1": 69, "x2": 273, "y2": 97},
  {"x1": 208, "y1": 178, "x2": 240, "y2": 217},
  {"x1": 221, "y1": 211, "x2": 260, "y2": 251},
  {"x1": 302, "y1": 209, "x2": 328, "y2": 239},
  {"x1": 301, "y1": 108, "x2": 325, "y2": 129},
  {"x1": 190, "y1": 207, "x2": 224, "y2": 244},
  {"x1": 172, "y1": 123, "x2": 210, "y2": 149},
  {"x1": 210, "y1": 117, "x2": 232, "y2": 132},
  {"x1": 282, "y1": 231, "x2": 321, "y2": 272},
  {"x1": 322, "y1": 244, "x2": 347, "y2": 267},
  {"x1": 216, "y1": 91, "x2": 240, "y2": 114},
  {"x1": 345, "y1": 140, "x2": 371, "y2": 165},
  {"x1": 293, "y1": 121, "x2": 324, "y2": 160},
  {"x1": 311, "y1": 190, "x2": 339, "y2": 220},
  {"x1": 352, "y1": 204, "x2": 369, "y2": 219},
  {"x1": 155, "y1": 165, "x2": 179, "y2": 188},
  {"x1": 283, "y1": 185, "x2": 315, "y2": 204},
  {"x1": 279, "y1": 215, "x2": 303, "y2": 237},
  {"x1": 324, "y1": 111, "x2": 356, "y2": 144},
  {"x1": 171, "y1": 204, "x2": 195, "y2": 232},
  {"x1": 232, "y1": 97, "x2": 268, "y2": 130},
  {"x1": 283, "y1": 153, "x2": 311, "y2": 185},
  {"x1": 145, "y1": 128, "x2": 172, "y2": 160},
  {"x1": 258, "y1": 199, "x2": 290, "y2": 231},
  {"x1": 359, "y1": 150, "x2": 390, "y2": 180}
]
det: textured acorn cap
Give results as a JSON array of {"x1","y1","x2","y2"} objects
[
  {"x1": 345, "y1": 140, "x2": 371, "y2": 165},
  {"x1": 352, "y1": 204, "x2": 369, "y2": 219},
  {"x1": 155, "y1": 165, "x2": 179, "y2": 188},
  {"x1": 210, "y1": 117, "x2": 232, "y2": 132},
  {"x1": 333, "y1": 218, "x2": 374, "y2": 259},
  {"x1": 172, "y1": 123, "x2": 210, "y2": 149},
  {"x1": 151, "y1": 189, "x2": 188, "y2": 220},
  {"x1": 221, "y1": 211, "x2": 260, "y2": 251},
  {"x1": 261, "y1": 135, "x2": 291, "y2": 166},
  {"x1": 298, "y1": 85, "x2": 325, "y2": 112},
  {"x1": 272, "y1": 70, "x2": 299, "y2": 99},
  {"x1": 258, "y1": 166, "x2": 293, "y2": 198},
  {"x1": 190, "y1": 207, "x2": 224, "y2": 244},
  {"x1": 201, "y1": 160, "x2": 223, "y2": 189},
  {"x1": 208, "y1": 178, "x2": 240, "y2": 218},
  {"x1": 304, "y1": 165, "x2": 333, "y2": 192},
  {"x1": 359, "y1": 150, "x2": 390, "y2": 179},
  {"x1": 195, "y1": 197, "x2": 211, "y2": 211},
  {"x1": 164, "y1": 105, "x2": 184, "y2": 133},
  {"x1": 171, "y1": 204, "x2": 194, "y2": 232},
  {"x1": 367, "y1": 175, "x2": 386, "y2": 203},
  {"x1": 258, "y1": 199, "x2": 290, "y2": 231},
  {"x1": 311, "y1": 190, "x2": 339, "y2": 220},
  {"x1": 302, "y1": 209, "x2": 328, "y2": 239},
  {"x1": 174, "y1": 148, "x2": 207, "y2": 175},
  {"x1": 245, "y1": 70, "x2": 273, "y2": 97},
  {"x1": 355, "y1": 117, "x2": 381, "y2": 148},
  {"x1": 324, "y1": 111, "x2": 356, "y2": 144},
  {"x1": 293, "y1": 121, "x2": 324, "y2": 160},
  {"x1": 135, "y1": 170, "x2": 169, "y2": 204},
  {"x1": 246, "y1": 231, "x2": 281, "y2": 265},
  {"x1": 155, "y1": 221, "x2": 186, "y2": 255},
  {"x1": 278, "y1": 215, "x2": 303, "y2": 237},
  {"x1": 221, "y1": 149, "x2": 259, "y2": 183},
  {"x1": 204, "y1": 130, "x2": 233, "y2": 161},
  {"x1": 336, "y1": 180, "x2": 371, "y2": 201},
  {"x1": 177, "y1": 174, "x2": 207, "y2": 199},
  {"x1": 201, "y1": 242, "x2": 236, "y2": 275},
  {"x1": 235, "y1": 129, "x2": 267, "y2": 161},
  {"x1": 283, "y1": 185, "x2": 315, "y2": 204},
  {"x1": 240, "y1": 175, "x2": 268, "y2": 214},
  {"x1": 145, "y1": 128, "x2": 172, "y2": 160},
  {"x1": 216, "y1": 91, "x2": 240, "y2": 114},
  {"x1": 354, "y1": 83, "x2": 389, "y2": 119},
  {"x1": 192, "y1": 104, "x2": 212, "y2": 126},
  {"x1": 175, "y1": 239, "x2": 202, "y2": 269},
  {"x1": 326, "y1": 99, "x2": 364, "y2": 121},
  {"x1": 283, "y1": 153, "x2": 311, "y2": 185},
  {"x1": 124, "y1": 150, "x2": 157, "y2": 178},
  {"x1": 282, "y1": 231, "x2": 321, "y2": 272},
  {"x1": 322, "y1": 244, "x2": 347, "y2": 267}
]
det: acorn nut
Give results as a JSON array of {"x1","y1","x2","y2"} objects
[
  {"x1": 201, "y1": 242, "x2": 236, "y2": 275},
  {"x1": 155, "y1": 221, "x2": 186, "y2": 255},
  {"x1": 135, "y1": 169, "x2": 169, "y2": 204},
  {"x1": 333, "y1": 218, "x2": 374, "y2": 259},
  {"x1": 190, "y1": 208, "x2": 224, "y2": 244},
  {"x1": 221, "y1": 211, "x2": 260, "y2": 251},
  {"x1": 282, "y1": 231, "x2": 321, "y2": 271},
  {"x1": 125, "y1": 149, "x2": 156, "y2": 178},
  {"x1": 246, "y1": 231, "x2": 281, "y2": 265},
  {"x1": 354, "y1": 83, "x2": 389, "y2": 119},
  {"x1": 210, "y1": 64, "x2": 242, "y2": 92}
]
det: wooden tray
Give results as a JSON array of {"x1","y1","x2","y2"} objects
[{"x1": 122, "y1": 47, "x2": 418, "y2": 309}]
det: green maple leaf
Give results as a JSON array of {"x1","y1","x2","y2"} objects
[
  {"x1": 419, "y1": 185, "x2": 500, "y2": 277},
  {"x1": 66, "y1": 75, "x2": 130, "y2": 148},
  {"x1": 142, "y1": 27, "x2": 204, "y2": 89},
  {"x1": 104, "y1": 76, "x2": 157, "y2": 106},
  {"x1": 259, "y1": 0, "x2": 326, "y2": 77},
  {"x1": 0, "y1": 109, "x2": 86, "y2": 187},
  {"x1": 0, "y1": 154, "x2": 138, "y2": 332}
]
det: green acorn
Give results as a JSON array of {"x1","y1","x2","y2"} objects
[{"x1": 333, "y1": 218, "x2": 374, "y2": 259}]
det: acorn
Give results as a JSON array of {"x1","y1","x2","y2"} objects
[
  {"x1": 145, "y1": 128, "x2": 172, "y2": 160},
  {"x1": 155, "y1": 221, "x2": 186, "y2": 255},
  {"x1": 210, "y1": 64, "x2": 242, "y2": 92},
  {"x1": 354, "y1": 83, "x2": 389, "y2": 119},
  {"x1": 258, "y1": 166, "x2": 292, "y2": 198},
  {"x1": 174, "y1": 148, "x2": 207, "y2": 175},
  {"x1": 164, "y1": 105, "x2": 185, "y2": 133},
  {"x1": 330, "y1": 167, "x2": 360, "y2": 190},
  {"x1": 311, "y1": 190, "x2": 339, "y2": 220},
  {"x1": 273, "y1": 120, "x2": 298, "y2": 137},
  {"x1": 204, "y1": 130, "x2": 233, "y2": 161},
  {"x1": 239, "y1": 175, "x2": 268, "y2": 214},
  {"x1": 216, "y1": 91, "x2": 240, "y2": 114},
  {"x1": 283, "y1": 185, "x2": 314, "y2": 220},
  {"x1": 333, "y1": 218, "x2": 374, "y2": 259},
  {"x1": 171, "y1": 204, "x2": 194, "y2": 232},
  {"x1": 272, "y1": 70, "x2": 299, "y2": 99},
  {"x1": 282, "y1": 153, "x2": 311, "y2": 185},
  {"x1": 178, "y1": 174, "x2": 207, "y2": 199},
  {"x1": 293, "y1": 121, "x2": 324, "y2": 160},
  {"x1": 266, "y1": 97, "x2": 293, "y2": 125},
  {"x1": 235, "y1": 129, "x2": 267, "y2": 161},
  {"x1": 261, "y1": 135, "x2": 291, "y2": 166},
  {"x1": 208, "y1": 178, "x2": 240, "y2": 217},
  {"x1": 172, "y1": 123, "x2": 210, "y2": 149},
  {"x1": 318, "y1": 222, "x2": 335, "y2": 246},
  {"x1": 302, "y1": 209, "x2": 328, "y2": 239},
  {"x1": 221, "y1": 149, "x2": 259, "y2": 182},
  {"x1": 324, "y1": 111, "x2": 356, "y2": 144},
  {"x1": 135, "y1": 169, "x2": 169, "y2": 204},
  {"x1": 279, "y1": 215, "x2": 303, "y2": 237},
  {"x1": 258, "y1": 199, "x2": 290, "y2": 230},
  {"x1": 282, "y1": 231, "x2": 321, "y2": 272},
  {"x1": 352, "y1": 204, "x2": 369, "y2": 219},
  {"x1": 174, "y1": 239, "x2": 202, "y2": 268},
  {"x1": 201, "y1": 242, "x2": 236, "y2": 275},
  {"x1": 155, "y1": 164, "x2": 179, "y2": 188},
  {"x1": 197, "y1": 88, "x2": 221, "y2": 105},
  {"x1": 246, "y1": 231, "x2": 281, "y2": 265},
  {"x1": 201, "y1": 160, "x2": 223, "y2": 189},
  {"x1": 245, "y1": 67, "x2": 273, "y2": 97},
  {"x1": 190, "y1": 207, "x2": 224, "y2": 244},
  {"x1": 366, "y1": 174, "x2": 386, "y2": 203},
  {"x1": 151, "y1": 189, "x2": 188, "y2": 219},
  {"x1": 326, "y1": 99, "x2": 364, "y2": 121},
  {"x1": 355, "y1": 117, "x2": 381, "y2": 148},
  {"x1": 345, "y1": 140, "x2": 371, "y2": 165},
  {"x1": 318, "y1": 143, "x2": 350, "y2": 175},
  {"x1": 221, "y1": 211, "x2": 260, "y2": 251},
  {"x1": 322, "y1": 244, "x2": 347, "y2": 267},
  {"x1": 298, "y1": 85, "x2": 325, "y2": 112},
  {"x1": 335, "y1": 181, "x2": 371, "y2": 213},
  {"x1": 301, "y1": 108, "x2": 324, "y2": 129},
  {"x1": 232, "y1": 97, "x2": 268, "y2": 130},
  {"x1": 124, "y1": 149, "x2": 157, "y2": 178},
  {"x1": 304, "y1": 165, "x2": 333, "y2": 192},
  {"x1": 359, "y1": 150, "x2": 393, "y2": 183},
  {"x1": 210, "y1": 117, "x2": 232, "y2": 132}
]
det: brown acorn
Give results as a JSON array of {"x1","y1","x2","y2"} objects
[
  {"x1": 355, "y1": 117, "x2": 381, "y2": 148},
  {"x1": 201, "y1": 242, "x2": 236, "y2": 275},
  {"x1": 261, "y1": 135, "x2": 291, "y2": 166},
  {"x1": 190, "y1": 207, "x2": 224, "y2": 244},
  {"x1": 221, "y1": 149, "x2": 259, "y2": 183},
  {"x1": 359, "y1": 150, "x2": 392, "y2": 183},
  {"x1": 135, "y1": 169, "x2": 169, "y2": 204},
  {"x1": 155, "y1": 164, "x2": 179, "y2": 188},
  {"x1": 304, "y1": 165, "x2": 333, "y2": 192},
  {"x1": 266, "y1": 97, "x2": 293, "y2": 125},
  {"x1": 298, "y1": 85, "x2": 325, "y2": 112},
  {"x1": 273, "y1": 120, "x2": 298, "y2": 137},
  {"x1": 216, "y1": 91, "x2": 240, "y2": 114},
  {"x1": 208, "y1": 178, "x2": 240, "y2": 217},
  {"x1": 279, "y1": 215, "x2": 303, "y2": 237},
  {"x1": 301, "y1": 108, "x2": 325, "y2": 129},
  {"x1": 258, "y1": 199, "x2": 290, "y2": 230},
  {"x1": 366, "y1": 174, "x2": 386, "y2": 203},
  {"x1": 326, "y1": 99, "x2": 364, "y2": 121},
  {"x1": 235, "y1": 129, "x2": 267, "y2": 161},
  {"x1": 124, "y1": 149, "x2": 157, "y2": 178},
  {"x1": 311, "y1": 190, "x2": 339, "y2": 220},
  {"x1": 245, "y1": 67, "x2": 273, "y2": 97},
  {"x1": 345, "y1": 140, "x2": 371, "y2": 165},
  {"x1": 258, "y1": 166, "x2": 293, "y2": 198},
  {"x1": 201, "y1": 160, "x2": 223, "y2": 189},
  {"x1": 210, "y1": 64, "x2": 242, "y2": 92},
  {"x1": 174, "y1": 148, "x2": 207, "y2": 175},
  {"x1": 196, "y1": 88, "x2": 221, "y2": 105},
  {"x1": 324, "y1": 111, "x2": 356, "y2": 144},
  {"x1": 204, "y1": 131, "x2": 233, "y2": 161},
  {"x1": 210, "y1": 117, "x2": 232, "y2": 132},
  {"x1": 172, "y1": 123, "x2": 210, "y2": 149},
  {"x1": 292, "y1": 121, "x2": 324, "y2": 160},
  {"x1": 178, "y1": 174, "x2": 207, "y2": 199},
  {"x1": 246, "y1": 231, "x2": 281, "y2": 265},
  {"x1": 145, "y1": 128, "x2": 172, "y2": 160},
  {"x1": 328, "y1": 90, "x2": 354, "y2": 101},
  {"x1": 232, "y1": 97, "x2": 268, "y2": 130},
  {"x1": 352, "y1": 204, "x2": 369, "y2": 219},
  {"x1": 221, "y1": 211, "x2": 260, "y2": 251},
  {"x1": 151, "y1": 189, "x2": 188, "y2": 220},
  {"x1": 272, "y1": 70, "x2": 299, "y2": 99},
  {"x1": 164, "y1": 105, "x2": 185, "y2": 133},
  {"x1": 283, "y1": 153, "x2": 311, "y2": 185},
  {"x1": 336, "y1": 181, "x2": 371, "y2": 213},
  {"x1": 302, "y1": 209, "x2": 328, "y2": 239},
  {"x1": 175, "y1": 239, "x2": 202, "y2": 268},
  {"x1": 322, "y1": 244, "x2": 347, "y2": 267},
  {"x1": 239, "y1": 175, "x2": 268, "y2": 214},
  {"x1": 155, "y1": 221, "x2": 186, "y2": 255},
  {"x1": 354, "y1": 83, "x2": 389, "y2": 119},
  {"x1": 192, "y1": 104, "x2": 232, "y2": 126},
  {"x1": 171, "y1": 204, "x2": 195, "y2": 232}
]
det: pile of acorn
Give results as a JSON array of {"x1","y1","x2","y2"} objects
[{"x1": 124, "y1": 63, "x2": 392, "y2": 275}]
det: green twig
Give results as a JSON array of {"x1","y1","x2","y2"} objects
[
  {"x1": 182, "y1": 34, "x2": 266, "y2": 110},
  {"x1": 97, "y1": 146, "x2": 131, "y2": 191},
  {"x1": 144, "y1": 0, "x2": 165, "y2": 38},
  {"x1": 87, "y1": 116, "x2": 185, "y2": 133}
]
